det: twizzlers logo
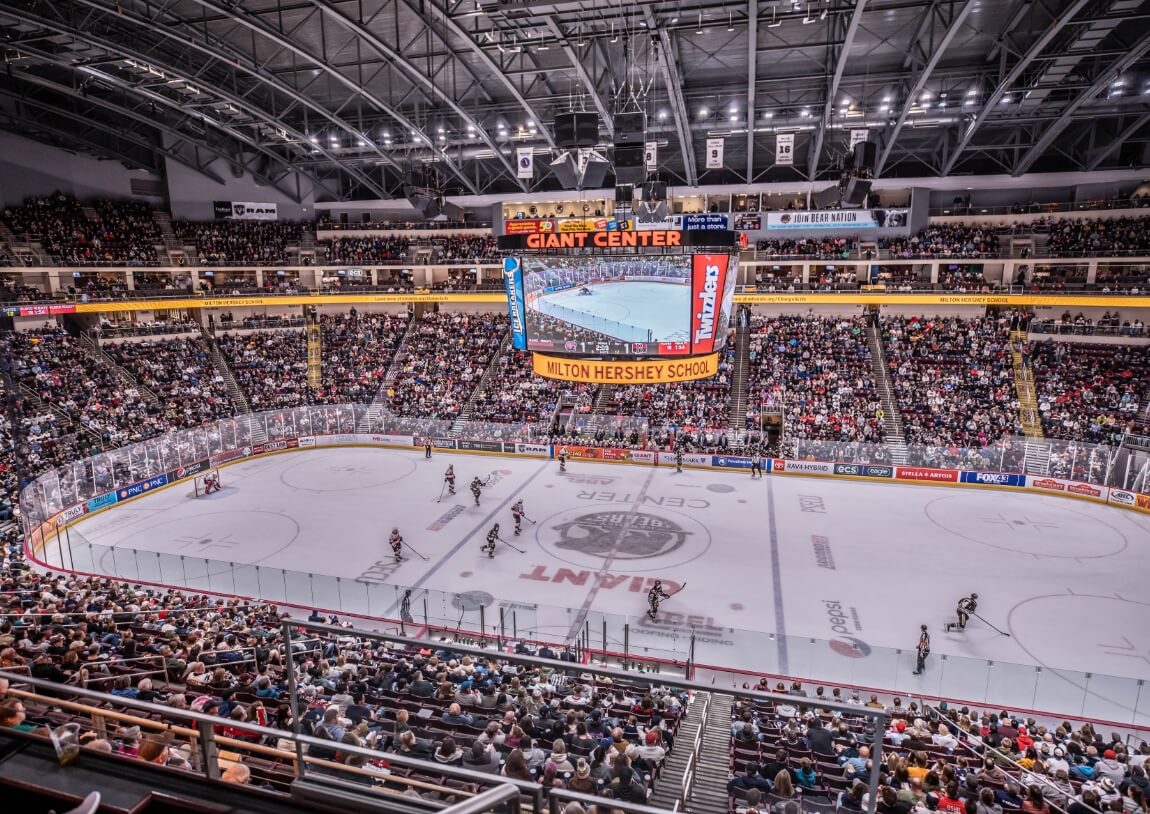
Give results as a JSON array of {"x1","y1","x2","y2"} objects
[{"x1": 690, "y1": 254, "x2": 727, "y2": 353}]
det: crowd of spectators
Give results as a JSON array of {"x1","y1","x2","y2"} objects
[
  {"x1": 386, "y1": 312, "x2": 507, "y2": 420},
  {"x1": 882, "y1": 315, "x2": 1021, "y2": 449},
  {"x1": 437, "y1": 235, "x2": 498, "y2": 262},
  {"x1": 1029, "y1": 340, "x2": 1149, "y2": 445},
  {"x1": 612, "y1": 333, "x2": 736, "y2": 442},
  {"x1": 755, "y1": 238, "x2": 858, "y2": 260},
  {"x1": 102, "y1": 337, "x2": 236, "y2": 428},
  {"x1": 468, "y1": 350, "x2": 572, "y2": 425},
  {"x1": 0, "y1": 328, "x2": 172, "y2": 450},
  {"x1": 326, "y1": 236, "x2": 410, "y2": 265},
  {"x1": 880, "y1": 224, "x2": 1001, "y2": 259},
  {"x1": 174, "y1": 221, "x2": 303, "y2": 265},
  {"x1": 726, "y1": 683, "x2": 1150, "y2": 814},
  {"x1": 746, "y1": 316, "x2": 881, "y2": 444},
  {"x1": 1043, "y1": 216, "x2": 1150, "y2": 257},
  {"x1": 2, "y1": 193, "x2": 160, "y2": 266},
  {"x1": 0, "y1": 562, "x2": 685, "y2": 806},
  {"x1": 218, "y1": 313, "x2": 409, "y2": 408}
]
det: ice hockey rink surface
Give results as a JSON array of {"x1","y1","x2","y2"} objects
[
  {"x1": 56, "y1": 446, "x2": 1150, "y2": 722},
  {"x1": 530, "y1": 281, "x2": 690, "y2": 343}
]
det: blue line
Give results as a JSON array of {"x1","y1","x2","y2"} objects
[
  {"x1": 380, "y1": 458, "x2": 553, "y2": 618},
  {"x1": 766, "y1": 476, "x2": 789, "y2": 673}
]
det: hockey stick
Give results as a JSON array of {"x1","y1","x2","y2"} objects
[
  {"x1": 972, "y1": 611, "x2": 1011, "y2": 637},
  {"x1": 666, "y1": 582, "x2": 688, "y2": 599},
  {"x1": 498, "y1": 536, "x2": 525, "y2": 554},
  {"x1": 402, "y1": 541, "x2": 430, "y2": 561},
  {"x1": 436, "y1": 482, "x2": 448, "y2": 503},
  {"x1": 522, "y1": 515, "x2": 537, "y2": 525}
]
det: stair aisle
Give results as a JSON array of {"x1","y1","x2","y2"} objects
[
  {"x1": 357, "y1": 314, "x2": 419, "y2": 432},
  {"x1": 205, "y1": 333, "x2": 253, "y2": 416},
  {"x1": 727, "y1": 318, "x2": 751, "y2": 437},
  {"x1": 865, "y1": 314, "x2": 910, "y2": 465},
  {"x1": 647, "y1": 691, "x2": 724, "y2": 814},
  {"x1": 449, "y1": 331, "x2": 511, "y2": 437}
]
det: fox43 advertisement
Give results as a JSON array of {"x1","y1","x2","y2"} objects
[{"x1": 689, "y1": 254, "x2": 737, "y2": 354}]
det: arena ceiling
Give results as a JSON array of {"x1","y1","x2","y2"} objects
[{"x1": 0, "y1": 0, "x2": 1148, "y2": 202}]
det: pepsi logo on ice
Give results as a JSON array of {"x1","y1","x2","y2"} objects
[{"x1": 824, "y1": 600, "x2": 870, "y2": 658}]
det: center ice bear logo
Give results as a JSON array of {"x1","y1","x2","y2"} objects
[{"x1": 552, "y1": 511, "x2": 691, "y2": 560}]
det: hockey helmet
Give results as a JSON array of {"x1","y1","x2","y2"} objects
[
  {"x1": 493, "y1": 523, "x2": 500, "y2": 531},
  {"x1": 970, "y1": 592, "x2": 978, "y2": 599}
]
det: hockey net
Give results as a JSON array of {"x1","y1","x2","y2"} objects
[{"x1": 193, "y1": 470, "x2": 222, "y2": 497}]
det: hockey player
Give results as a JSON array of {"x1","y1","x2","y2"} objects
[
  {"x1": 647, "y1": 580, "x2": 672, "y2": 620},
  {"x1": 913, "y1": 624, "x2": 931, "y2": 675},
  {"x1": 470, "y1": 476, "x2": 484, "y2": 506},
  {"x1": 675, "y1": 446, "x2": 684, "y2": 473},
  {"x1": 424, "y1": 438, "x2": 433, "y2": 459},
  {"x1": 512, "y1": 500, "x2": 525, "y2": 535},
  {"x1": 444, "y1": 465, "x2": 456, "y2": 495},
  {"x1": 945, "y1": 593, "x2": 978, "y2": 632},
  {"x1": 202, "y1": 471, "x2": 222, "y2": 494},
  {"x1": 750, "y1": 449, "x2": 764, "y2": 479},
  {"x1": 481, "y1": 523, "x2": 500, "y2": 558},
  {"x1": 389, "y1": 528, "x2": 404, "y2": 563},
  {"x1": 579, "y1": 285, "x2": 592, "y2": 296},
  {"x1": 558, "y1": 446, "x2": 568, "y2": 473}
]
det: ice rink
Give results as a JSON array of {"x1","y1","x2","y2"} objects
[
  {"x1": 529, "y1": 281, "x2": 689, "y2": 343},
  {"x1": 56, "y1": 446, "x2": 1150, "y2": 722}
]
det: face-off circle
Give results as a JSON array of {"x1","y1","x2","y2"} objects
[
  {"x1": 536, "y1": 503, "x2": 711, "y2": 572},
  {"x1": 1010, "y1": 593, "x2": 1150, "y2": 682},
  {"x1": 924, "y1": 493, "x2": 1128, "y2": 558}
]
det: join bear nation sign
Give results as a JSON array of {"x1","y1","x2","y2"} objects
[{"x1": 532, "y1": 352, "x2": 721, "y2": 384}]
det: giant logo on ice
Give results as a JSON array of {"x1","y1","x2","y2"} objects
[{"x1": 540, "y1": 504, "x2": 711, "y2": 571}]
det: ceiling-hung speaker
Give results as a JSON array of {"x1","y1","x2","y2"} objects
[
  {"x1": 812, "y1": 186, "x2": 842, "y2": 209},
  {"x1": 842, "y1": 178, "x2": 872, "y2": 207},
  {"x1": 615, "y1": 184, "x2": 635, "y2": 208},
  {"x1": 440, "y1": 202, "x2": 464, "y2": 221},
  {"x1": 613, "y1": 111, "x2": 646, "y2": 143},
  {"x1": 554, "y1": 112, "x2": 600, "y2": 148},
  {"x1": 853, "y1": 140, "x2": 877, "y2": 173},
  {"x1": 613, "y1": 143, "x2": 645, "y2": 184},
  {"x1": 580, "y1": 151, "x2": 610, "y2": 189},
  {"x1": 641, "y1": 181, "x2": 668, "y2": 203},
  {"x1": 550, "y1": 152, "x2": 581, "y2": 189}
]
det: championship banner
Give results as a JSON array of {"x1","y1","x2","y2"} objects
[
  {"x1": 849, "y1": 129, "x2": 869, "y2": 148},
  {"x1": 775, "y1": 133, "x2": 795, "y2": 165},
  {"x1": 645, "y1": 141, "x2": 659, "y2": 172},
  {"x1": 214, "y1": 201, "x2": 278, "y2": 220},
  {"x1": 503, "y1": 257, "x2": 527, "y2": 350},
  {"x1": 516, "y1": 147, "x2": 535, "y2": 179},
  {"x1": 533, "y1": 352, "x2": 720, "y2": 384},
  {"x1": 705, "y1": 138, "x2": 725, "y2": 169}
]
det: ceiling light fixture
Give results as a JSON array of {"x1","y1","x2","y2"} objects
[{"x1": 767, "y1": 4, "x2": 782, "y2": 27}]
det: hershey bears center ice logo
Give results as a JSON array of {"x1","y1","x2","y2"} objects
[{"x1": 541, "y1": 504, "x2": 710, "y2": 571}]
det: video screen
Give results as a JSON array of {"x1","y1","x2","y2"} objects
[{"x1": 512, "y1": 254, "x2": 736, "y2": 357}]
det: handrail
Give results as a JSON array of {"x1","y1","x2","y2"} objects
[
  {"x1": 439, "y1": 783, "x2": 523, "y2": 814},
  {"x1": 0, "y1": 669, "x2": 547, "y2": 809},
  {"x1": 676, "y1": 691, "x2": 711, "y2": 810}
]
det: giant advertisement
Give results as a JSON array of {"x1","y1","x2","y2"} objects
[
  {"x1": 766, "y1": 209, "x2": 909, "y2": 231},
  {"x1": 503, "y1": 257, "x2": 527, "y2": 350},
  {"x1": 690, "y1": 254, "x2": 737, "y2": 355}
]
